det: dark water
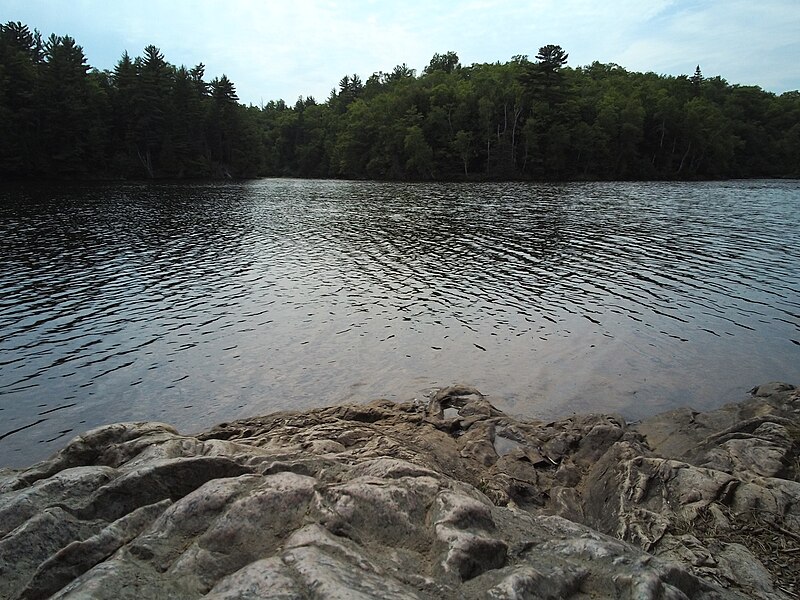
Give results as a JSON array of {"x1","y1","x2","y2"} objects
[{"x1": 1, "y1": 179, "x2": 798, "y2": 467}]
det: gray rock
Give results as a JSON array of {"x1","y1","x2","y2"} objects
[
  {"x1": 0, "y1": 383, "x2": 797, "y2": 599},
  {"x1": 18, "y1": 500, "x2": 171, "y2": 600}
]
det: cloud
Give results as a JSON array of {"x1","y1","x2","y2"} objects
[
  {"x1": 3, "y1": 0, "x2": 798, "y2": 104},
  {"x1": 115, "y1": 0, "x2": 432, "y2": 103},
  {"x1": 615, "y1": 0, "x2": 800, "y2": 88}
]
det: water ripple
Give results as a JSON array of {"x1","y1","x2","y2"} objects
[{"x1": 1, "y1": 179, "x2": 798, "y2": 466}]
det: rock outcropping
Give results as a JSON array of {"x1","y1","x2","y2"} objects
[{"x1": 0, "y1": 383, "x2": 798, "y2": 599}]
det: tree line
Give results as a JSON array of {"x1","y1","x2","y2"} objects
[{"x1": 1, "y1": 21, "x2": 798, "y2": 181}]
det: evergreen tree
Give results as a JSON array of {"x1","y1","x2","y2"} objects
[
  {"x1": 36, "y1": 34, "x2": 95, "y2": 175},
  {"x1": 132, "y1": 45, "x2": 173, "y2": 177},
  {"x1": 0, "y1": 22, "x2": 43, "y2": 175},
  {"x1": 535, "y1": 44, "x2": 569, "y2": 73}
]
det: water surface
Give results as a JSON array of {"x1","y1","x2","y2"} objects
[{"x1": 1, "y1": 179, "x2": 798, "y2": 467}]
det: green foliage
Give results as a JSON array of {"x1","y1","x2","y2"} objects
[
  {"x1": 404, "y1": 125, "x2": 433, "y2": 179},
  {"x1": 0, "y1": 22, "x2": 797, "y2": 181},
  {"x1": 535, "y1": 44, "x2": 569, "y2": 76},
  {"x1": 424, "y1": 51, "x2": 461, "y2": 75},
  {"x1": 0, "y1": 22, "x2": 267, "y2": 179}
]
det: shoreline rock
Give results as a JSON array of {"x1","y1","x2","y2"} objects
[{"x1": 0, "y1": 383, "x2": 797, "y2": 599}]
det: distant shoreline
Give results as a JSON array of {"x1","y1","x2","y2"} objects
[{"x1": 3, "y1": 173, "x2": 799, "y2": 185}]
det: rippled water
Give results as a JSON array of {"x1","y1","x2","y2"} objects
[{"x1": 1, "y1": 179, "x2": 798, "y2": 467}]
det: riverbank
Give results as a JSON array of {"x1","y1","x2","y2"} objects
[{"x1": 0, "y1": 382, "x2": 798, "y2": 599}]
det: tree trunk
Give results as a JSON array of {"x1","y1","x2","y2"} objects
[
  {"x1": 137, "y1": 149, "x2": 154, "y2": 178},
  {"x1": 677, "y1": 141, "x2": 692, "y2": 174},
  {"x1": 511, "y1": 103, "x2": 522, "y2": 167}
]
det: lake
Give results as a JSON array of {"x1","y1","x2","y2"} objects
[{"x1": 1, "y1": 179, "x2": 798, "y2": 467}]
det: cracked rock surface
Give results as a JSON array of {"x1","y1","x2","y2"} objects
[{"x1": 0, "y1": 382, "x2": 798, "y2": 599}]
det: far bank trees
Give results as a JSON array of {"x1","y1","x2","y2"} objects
[{"x1": 1, "y1": 23, "x2": 798, "y2": 181}]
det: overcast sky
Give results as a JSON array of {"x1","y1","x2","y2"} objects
[{"x1": 5, "y1": 0, "x2": 799, "y2": 106}]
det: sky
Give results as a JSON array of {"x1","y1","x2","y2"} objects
[{"x1": 4, "y1": 0, "x2": 799, "y2": 106}]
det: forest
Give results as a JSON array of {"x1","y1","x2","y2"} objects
[{"x1": 1, "y1": 21, "x2": 799, "y2": 181}]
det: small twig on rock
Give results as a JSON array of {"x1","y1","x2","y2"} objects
[{"x1": 771, "y1": 523, "x2": 800, "y2": 543}]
